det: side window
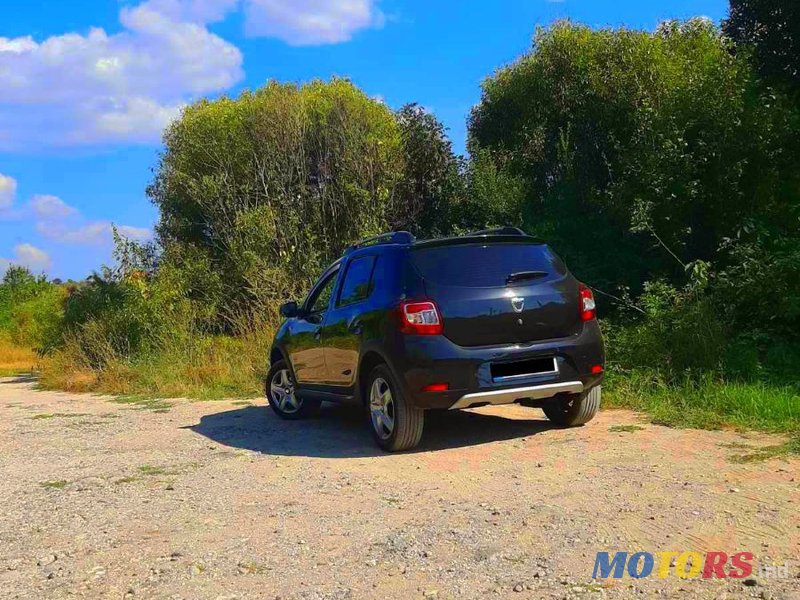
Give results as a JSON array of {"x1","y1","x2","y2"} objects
[
  {"x1": 338, "y1": 256, "x2": 377, "y2": 307},
  {"x1": 306, "y1": 269, "x2": 339, "y2": 314}
]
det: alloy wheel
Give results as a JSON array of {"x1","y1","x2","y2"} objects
[
  {"x1": 270, "y1": 369, "x2": 301, "y2": 414},
  {"x1": 369, "y1": 377, "x2": 395, "y2": 440}
]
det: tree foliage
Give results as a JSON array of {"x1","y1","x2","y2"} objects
[
  {"x1": 469, "y1": 20, "x2": 800, "y2": 342},
  {"x1": 724, "y1": 0, "x2": 800, "y2": 92},
  {"x1": 0, "y1": 267, "x2": 66, "y2": 351},
  {"x1": 148, "y1": 79, "x2": 408, "y2": 323},
  {"x1": 147, "y1": 79, "x2": 472, "y2": 326},
  {"x1": 392, "y1": 104, "x2": 463, "y2": 236}
]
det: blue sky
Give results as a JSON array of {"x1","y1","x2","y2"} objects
[{"x1": 1, "y1": 0, "x2": 729, "y2": 280}]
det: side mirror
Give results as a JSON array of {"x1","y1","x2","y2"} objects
[{"x1": 279, "y1": 301, "x2": 300, "y2": 318}]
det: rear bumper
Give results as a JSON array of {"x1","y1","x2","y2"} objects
[
  {"x1": 388, "y1": 320, "x2": 605, "y2": 410},
  {"x1": 449, "y1": 380, "x2": 584, "y2": 410}
]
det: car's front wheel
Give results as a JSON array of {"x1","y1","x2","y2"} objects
[
  {"x1": 367, "y1": 365, "x2": 424, "y2": 452},
  {"x1": 266, "y1": 360, "x2": 321, "y2": 419},
  {"x1": 542, "y1": 385, "x2": 601, "y2": 427}
]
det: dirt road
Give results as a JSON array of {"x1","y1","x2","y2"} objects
[{"x1": 0, "y1": 376, "x2": 798, "y2": 599}]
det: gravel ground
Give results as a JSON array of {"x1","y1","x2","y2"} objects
[{"x1": 0, "y1": 376, "x2": 798, "y2": 600}]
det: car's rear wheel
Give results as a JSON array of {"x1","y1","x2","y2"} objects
[
  {"x1": 542, "y1": 385, "x2": 601, "y2": 427},
  {"x1": 367, "y1": 365, "x2": 424, "y2": 451},
  {"x1": 266, "y1": 360, "x2": 321, "y2": 419}
]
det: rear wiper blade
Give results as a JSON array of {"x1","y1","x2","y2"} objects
[{"x1": 506, "y1": 270, "x2": 548, "y2": 284}]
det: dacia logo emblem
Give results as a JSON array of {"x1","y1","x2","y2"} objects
[{"x1": 511, "y1": 296, "x2": 525, "y2": 313}]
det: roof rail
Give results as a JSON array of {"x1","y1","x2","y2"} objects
[
  {"x1": 345, "y1": 231, "x2": 415, "y2": 254},
  {"x1": 466, "y1": 226, "x2": 527, "y2": 237}
]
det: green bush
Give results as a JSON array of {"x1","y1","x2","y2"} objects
[
  {"x1": 0, "y1": 266, "x2": 66, "y2": 353},
  {"x1": 9, "y1": 285, "x2": 66, "y2": 352},
  {"x1": 606, "y1": 287, "x2": 729, "y2": 379}
]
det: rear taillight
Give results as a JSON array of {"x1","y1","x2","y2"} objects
[
  {"x1": 422, "y1": 382, "x2": 449, "y2": 392},
  {"x1": 398, "y1": 300, "x2": 443, "y2": 335},
  {"x1": 579, "y1": 284, "x2": 596, "y2": 321}
]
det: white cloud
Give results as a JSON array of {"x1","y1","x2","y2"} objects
[
  {"x1": 0, "y1": 0, "x2": 385, "y2": 148},
  {"x1": 243, "y1": 0, "x2": 384, "y2": 45},
  {"x1": 15, "y1": 243, "x2": 52, "y2": 271},
  {"x1": 38, "y1": 221, "x2": 108, "y2": 244},
  {"x1": 30, "y1": 194, "x2": 78, "y2": 219},
  {"x1": 117, "y1": 224, "x2": 152, "y2": 241},
  {"x1": 26, "y1": 189, "x2": 152, "y2": 246},
  {"x1": 0, "y1": 174, "x2": 17, "y2": 209},
  {"x1": 136, "y1": 0, "x2": 241, "y2": 24},
  {"x1": 37, "y1": 220, "x2": 152, "y2": 245},
  {"x1": 0, "y1": 2, "x2": 243, "y2": 148},
  {"x1": 0, "y1": 243, "x2": 52, "y2": 275},
  {"x1": 141, "y1": 0, "x2": 385, "y2": 44}
]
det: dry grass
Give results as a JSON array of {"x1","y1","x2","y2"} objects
[
  {"x1": 0, "y1": 336, "x2": 38, "y2": 376},
  {"x1": 37, "y1": 344, "x2": 97, "y2": 392},
  {"x1": 39, "y1": 326, "x2": 274, "y2": 400}
]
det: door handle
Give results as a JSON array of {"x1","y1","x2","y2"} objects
[{"x1": 314, "y1": 328, "x2": 322, "y2": 340}]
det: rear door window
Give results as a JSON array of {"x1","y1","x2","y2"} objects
[
  {"x1": 411, "y1": 243, "x2": 565, "y2": 288},
  {"x1": 337, "y1": 255, "x2": 377, "y2": 307}
]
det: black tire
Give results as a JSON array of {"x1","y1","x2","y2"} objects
[
  {"x1": 366, "y1": 364, "x2": 424, "y2": 452},
  {"x1": 542, "y1": 385, "x2": 601, "y2": 427},
  {"x1": 265, "y1": 360, "x2": 321, "y2": 420}
]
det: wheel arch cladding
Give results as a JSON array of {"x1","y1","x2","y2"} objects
[{"x1": 269, "y1": 347, "x2": 285, "y2": 368}]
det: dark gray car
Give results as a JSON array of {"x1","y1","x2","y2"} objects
[{"x1": 267, "y1": 228, "x2": 605, "y2": 451}]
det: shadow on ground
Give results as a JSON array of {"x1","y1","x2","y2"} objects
[
  {"x1": 0, "y1": 375, "x2": 37, "y2": 384},
  {"x1": 188, "y1": 403, "x2": 556, "y2": 458}
]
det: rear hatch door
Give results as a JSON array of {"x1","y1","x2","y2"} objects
[{"x1": 410, "y1": 241, "x2": 580, "y2": 347}]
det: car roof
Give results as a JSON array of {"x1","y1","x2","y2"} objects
[
  {"x1": 412, "y1": 233, "x2": 543, "y2": 250},
  {"x1": 343, "y1": 228, "x2": 543, "y2": 258}
]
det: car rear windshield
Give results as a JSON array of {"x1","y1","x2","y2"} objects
[{"x1": 410, "y1": 242, "x2": 566, "y2": 288}]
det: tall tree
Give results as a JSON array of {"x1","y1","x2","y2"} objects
[
  {"x1": 392, "y1": 104, "x2": 462, "y2": 237},
  {"x1": 148, "y1": 78, "x2": 406, "y2": 323}
]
